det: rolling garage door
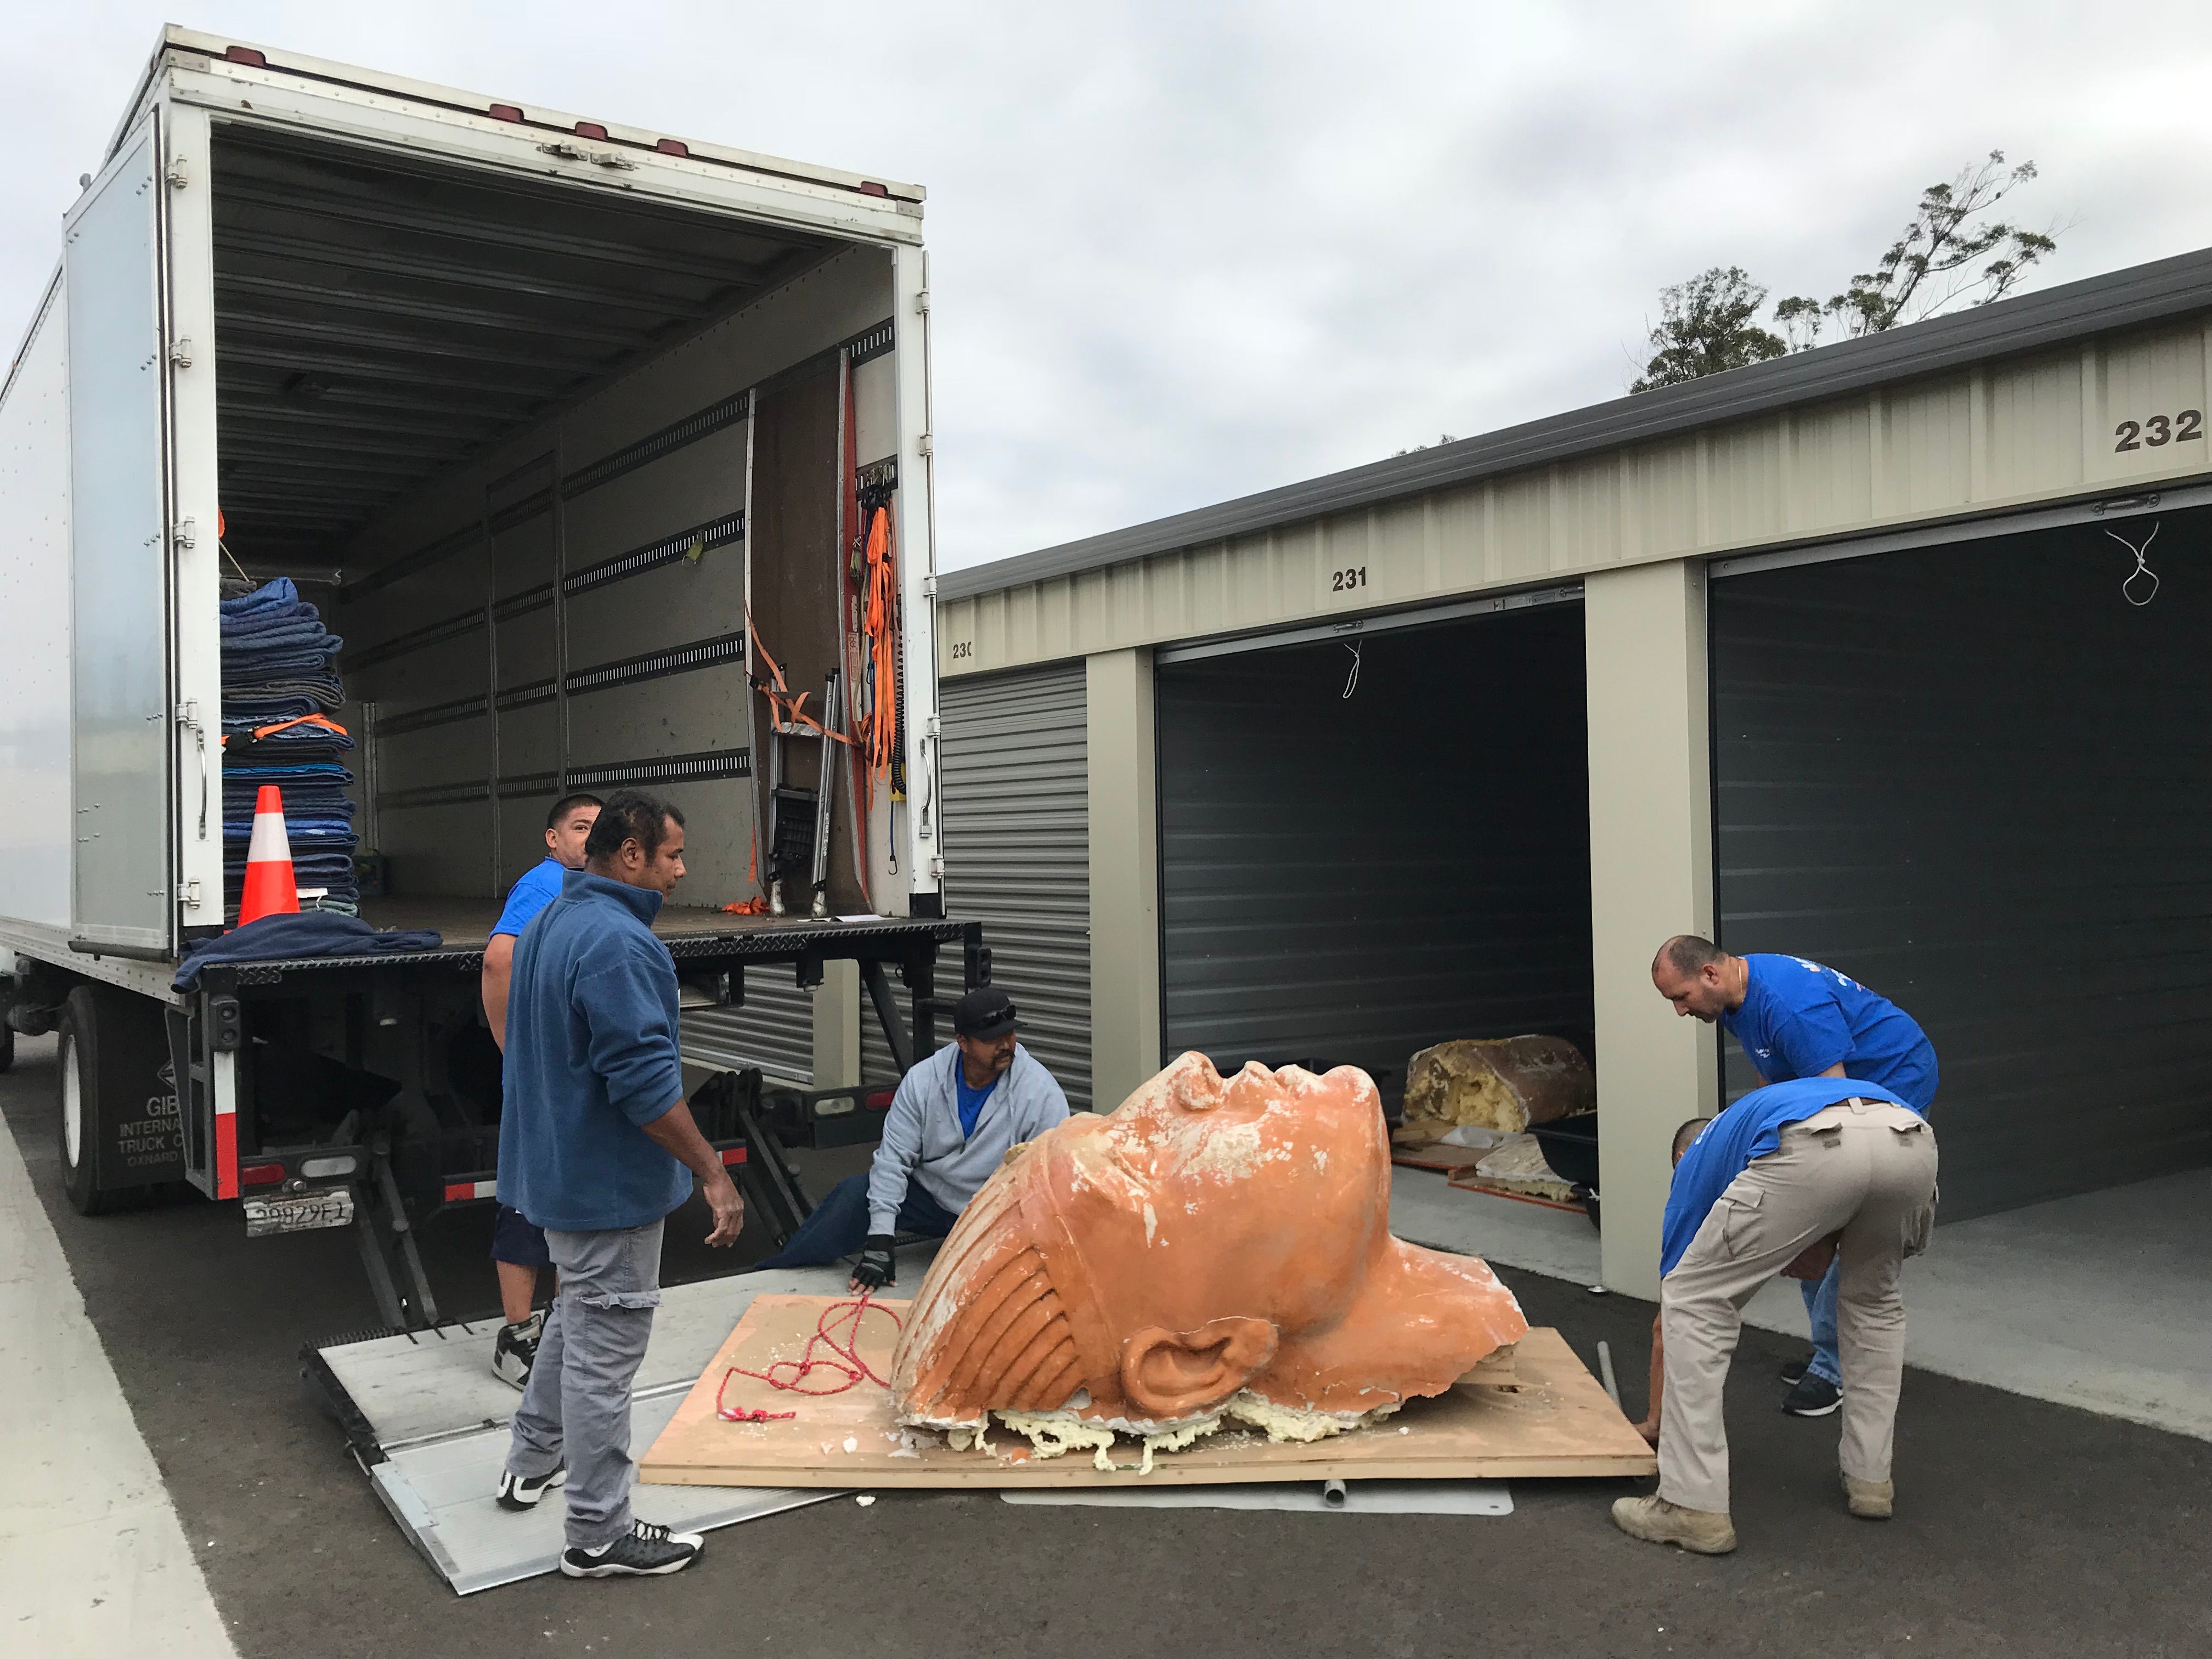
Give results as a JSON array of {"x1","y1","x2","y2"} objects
[
  {"x1": 1156, "y1": 603, "x2": 1593, "y2": 1108},
  {"x1": 861, "y1": 663, "x2": 1093, "y2": 1107},
  {"x1": 1711, "y1": 507, "x2": 2212, "y2": 1218},
  {"x1": 682, "y1": 978, "x2": 817, "y2": 1086}
]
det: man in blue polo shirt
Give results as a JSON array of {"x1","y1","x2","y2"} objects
[
  {"x1": 1613, "y1": 1077, "x2": 1938, "y2": 1555},
  {"x1": 481, "y1": 792, "x2": 602, "y2": 1388},
  {"x1": 1652, "y1": 936, "x2": 1938, "y2": 1417}
]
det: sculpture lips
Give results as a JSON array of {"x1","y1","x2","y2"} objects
[{"x1": 891, "y1": 1052, "x2": 1528, "y2": 1435}]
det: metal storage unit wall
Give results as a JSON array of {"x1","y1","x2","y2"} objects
[
  {"x1": 1712, "y1": 506, "x2": 2212, "y2": 1218},
  {"x1": 1156, "y1": 604, "x2": 1593, "y2": 1105},
  {"x1": 861, "y1": 663, "x2": 1093, "y2": 1105}
]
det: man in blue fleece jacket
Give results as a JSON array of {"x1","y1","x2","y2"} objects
[
  {"x1": 754, "y1": 985, "x2": 1069, "y2": 1290},
  {"x1": 495, "y1": 790, "x2": 744, "y2": 1581}
]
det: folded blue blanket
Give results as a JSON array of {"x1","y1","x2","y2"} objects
[
  {"x1": 222, "y1": 675, "x2": 343, "y2": 710},
  {"x1": 174, "y1": 912, "x2": 442, "y2": 990},
  {"x1": 220, "y1": 770, "x2": 354, "y2": 787},
  {"x1": 224, "y1": 648, "x2": 341, "y2": 679}
]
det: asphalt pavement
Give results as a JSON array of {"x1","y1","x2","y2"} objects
[{"x1": 3, "y1": 1032, "x2": 2207, "y2": 1658}]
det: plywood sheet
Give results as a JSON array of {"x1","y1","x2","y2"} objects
[
  {"x1": 1391, "y1": 1143, "x2": 1487, "y2": 1173},
  {"x1": 640, "y1": 1296, "x2": 1654, "y2": 1488}
]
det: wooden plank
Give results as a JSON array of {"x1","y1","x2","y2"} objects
[
  {"x1": 639, "y1": 1296, "x2": 1655, "y2": 1489},
  {"x1": 1390, "y1": 1144, "x2": 1487, "y2": 1173}
]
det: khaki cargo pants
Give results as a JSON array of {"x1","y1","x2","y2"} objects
[{"x1": 1660, "y1": 1098, "x2": 1937, "y2": 1515}]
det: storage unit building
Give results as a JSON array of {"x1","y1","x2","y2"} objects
[{"x1": 934, "y1": 247, "x2": 2212, "y2": 1295}]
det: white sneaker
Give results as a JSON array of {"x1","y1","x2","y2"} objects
[
  {"x1": 560, "y1": 1520, "x2": 705, "y2": 1577},
  {"x1": 492, "y1": 1310, "x2": 545, "y2": 1390}
]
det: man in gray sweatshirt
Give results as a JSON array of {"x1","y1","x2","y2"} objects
[{"x1": 755, "y1": 986, "x2": 1069, "y2": 1289}]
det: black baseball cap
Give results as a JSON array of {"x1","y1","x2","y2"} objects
[{"x1": 953, "y1": 986, "x2": 1018, "y2": 1040}]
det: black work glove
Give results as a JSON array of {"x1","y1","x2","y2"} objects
[{"x1": 851, "y1": 1234, "x2": 897, "y2": 1290}]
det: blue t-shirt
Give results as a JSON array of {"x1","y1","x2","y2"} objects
[
  {"x1": 1723, "y1": 954, "x2": 1938, "y2": 1111},
  {"x1": 953, "y1": 1069, "x2": 999, "y2": 1139},
  {"x1": 493, "y1": 857, "x2": 568, "y2": 940},
  {"x1": 1661, "y1": 1077, "x2": 1915, "y2": 1277}
]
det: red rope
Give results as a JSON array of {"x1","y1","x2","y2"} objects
[{"x1": 714, "y1": 1292, "x2": 904, "y2": 1422}]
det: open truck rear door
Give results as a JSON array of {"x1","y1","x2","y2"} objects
[{"x1": 64, "y1": 110, "x2": 179, "y2": 957}]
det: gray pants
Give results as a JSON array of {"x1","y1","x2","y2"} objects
[
  {"x1": 505, "y1": 1218, "x2": 664, "y2": 1549},
  {"x1": 1660, "y1": 1099, "x2": 1937, "y2": 1515}
]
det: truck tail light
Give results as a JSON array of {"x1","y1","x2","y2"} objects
[
  {"x1": 224, "y1": 46, "x2": 267, "y2": 67},
  {"x1": 865, "y1": 1090, "x2": 895, "y2": 1111},
  {"x1": 860, "y1": 181, "x2": 889, "y2": 198},
  {"x1": 489, "y1": 104, "x2": 523, "y2": 123},
  {"x1": 240, "y1": 1162, "x2": 287, "y2": 1188},
  {"x1": 575, "y1": 122, "x2": 608, "y2": 139},
  {"x1": 655, "y1": 139, "x2": 689, "y2": 157}
]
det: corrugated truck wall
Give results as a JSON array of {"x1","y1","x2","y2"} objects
[
  {"x1": 1156, "y1": 604, "x2": 1594, "y2": 1110},
  {"x1": 862, "y1": 662, "x2": 1092, "y2": 1107},
  {"x1": 1712, "y1": 505, "x2": 2212, "y2": 1217}
]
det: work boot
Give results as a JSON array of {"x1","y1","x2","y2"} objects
[
  {"x1": 1843, "y1": 1474, "x2": 1894, "y2": 1519},
  {"x1": 492, "y1": 1309, "x2": 545, "y2": 1390},
  {"x1": 1611, "y1": 1494, "x2": 1736, "y2": 1554}
]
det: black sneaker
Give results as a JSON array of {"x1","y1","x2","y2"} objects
[
  {"x1": 560, "y1": 1520, "x2": 705, "y2": 1578},
  {"x1": 495, "y1": 1463, "x2": 566, "y2": 1511},
  {"x1": 1782, "y1": 1373, "x2": 1843, "y2": 1417},
  {"x1": 1780, "y1": 1356, "x2": 1811, "y2": 1385},
  {"x1": 493, "y1": 1310, "x2": 545, "y2": 1390}
]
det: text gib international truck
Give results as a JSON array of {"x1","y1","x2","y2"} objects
[{"x1": 0, "y1": 26, "x2": 983, "y2": 1326}]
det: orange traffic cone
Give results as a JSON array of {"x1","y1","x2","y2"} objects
[{"x1": 237, "y1": 785, "x2": 301, "y2": 926}]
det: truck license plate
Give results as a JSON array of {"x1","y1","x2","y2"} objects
[{"x1": 243, "y1": 1188, "x2": 356, "y2": 1238}]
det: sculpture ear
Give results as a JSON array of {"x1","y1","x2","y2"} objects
[{"x1": 1121, "y1": 1318, "x2": 1278, "y2": 1419}]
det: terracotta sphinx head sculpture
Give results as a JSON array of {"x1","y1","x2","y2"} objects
[{"x1": 890, "y1": 1053, "x2": 1528, "y2": 1437}]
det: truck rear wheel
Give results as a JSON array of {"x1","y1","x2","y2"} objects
[
  {"x1": 0, "y1": 1020, "x2": 14, "y2": 1074},
  {"x1": 57, "y1": 986, "x2": 154, "y2": 1215}
]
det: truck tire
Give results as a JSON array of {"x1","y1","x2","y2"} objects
[
  {"x1": 0, "y1": 1020, "x2": 13, "y2": 1074},
  {"x1": 57, "y1": 986, "x2": 155, "y2": 1215}
]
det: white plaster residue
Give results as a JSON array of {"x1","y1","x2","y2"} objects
[
  {"x1": 1313, "y1": 1147, "x2": 1329, "y2": 1172},
  {"x1": 1143, "y1": 1202, "x2": 1158, "y2": 1245}
]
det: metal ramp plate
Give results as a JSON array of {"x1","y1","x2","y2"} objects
[{"x1": 310, "y1": 1250, "x2": 939, "y2": 1595}]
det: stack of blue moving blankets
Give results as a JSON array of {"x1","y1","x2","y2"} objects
[{"x1": 221, "y1": 578, "x2": 358, "y2": 917}]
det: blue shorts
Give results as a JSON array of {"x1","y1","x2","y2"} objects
[{"x1": 490, "y1": 1204, "x2": 552, "y2": 1269}]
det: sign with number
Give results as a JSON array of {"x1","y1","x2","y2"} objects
[{"x1": 2115, "y1": 410, "x2": 2203, "y2": 452}]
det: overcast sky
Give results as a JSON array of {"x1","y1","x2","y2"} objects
[{"x1": 9, "y1": 3, "x2": 2210, "y2": 570}]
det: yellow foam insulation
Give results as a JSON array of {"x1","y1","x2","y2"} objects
[{"x1": 1399, "y1": 1035, "x2": 1594, "y2": 1141}]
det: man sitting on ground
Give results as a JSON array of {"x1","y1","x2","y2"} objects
[{"x1": 754, "y1": 986, "x2": 1069, "y2": 1290}]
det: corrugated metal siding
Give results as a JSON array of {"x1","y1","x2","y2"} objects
[
  {"x1": 1712, "y1": 505, "x2": 2212, "y2": 1218},
  {"x1": 681, "y1": 978, "x2": 815, "y2": 1086},
  {"x1": 861, "y1": 663, "x2": 1093, "y2": 1105},
  {"x1": 1157, "y1": 604, "x2": 1593, "y2": 1108},
  {"x1": 941, "y1": 317, "x2": 2212, "y2": 678}
]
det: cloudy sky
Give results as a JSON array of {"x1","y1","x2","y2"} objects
[{"x1": 8, "y1": 3, "x2": 2210, "y2": 569}]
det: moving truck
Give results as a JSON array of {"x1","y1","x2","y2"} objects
[{"x1": 0, "y1": 27, "x2": 978, "y2": 1327}]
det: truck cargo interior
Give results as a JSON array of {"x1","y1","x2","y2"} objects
[
  {"x1": 1154, "y1": 600, "x2": 1594, "y2": 1113},
  {"x1": 208, "y1": 120, "x2": 898, "y2": 924}
]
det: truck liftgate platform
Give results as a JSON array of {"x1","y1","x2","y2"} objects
[{"x1": 2, "y1": 904, "x2": 984, "y2": 1331}]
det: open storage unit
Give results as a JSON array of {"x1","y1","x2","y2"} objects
[
  {"x1": 1711, "y1": 506, "x2": 2212, "y2": 1216},
  {"x1": 1155, "y1": 602, "x2": 1593, "y2": 1107}
]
